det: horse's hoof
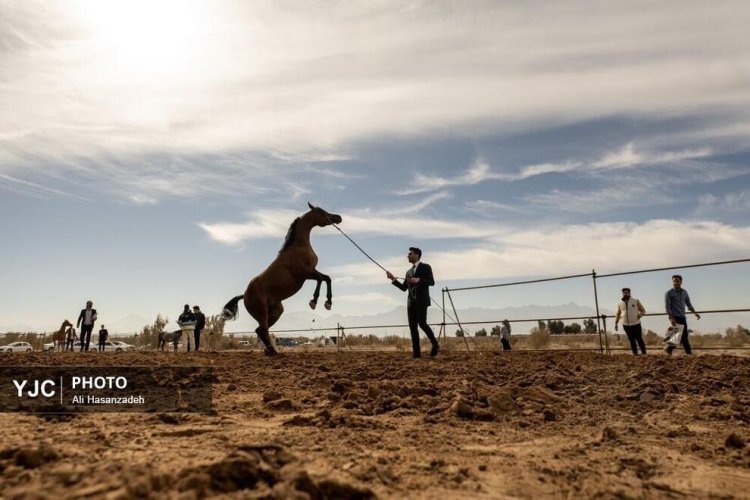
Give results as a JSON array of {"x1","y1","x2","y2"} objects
[
  {"x1": 263, "y1": 348, "x2": 278, "y2": 356},
  {"x1": 309, "y1": 300, "x2": 317, "y2": 310},
  {"x1": 324, "y1": 301, "x2": 332, "y2": 310}
]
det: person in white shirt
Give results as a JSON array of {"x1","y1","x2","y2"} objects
[{"x1": 614, "y1": 288, "x2": 647, "y2": 355}]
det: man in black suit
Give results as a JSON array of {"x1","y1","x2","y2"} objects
[
  {"x1": 76, "y1": 300, "x2": 97, "y2": 352},
  {"x1": 193, "y1": 305, "x2": 206, "y2": 351},
  {"x1": 386, "y1": 247, "x2": 439, "y2": 358}
]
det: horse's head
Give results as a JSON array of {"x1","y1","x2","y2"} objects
[{"x1": 307, "y1": 202, "x2": 342, "y2": 226}]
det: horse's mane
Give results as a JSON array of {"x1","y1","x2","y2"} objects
[{"x1": 280, "y1": 217, "x2": 301, "y2": 252}]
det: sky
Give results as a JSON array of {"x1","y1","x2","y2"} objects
[{"x1": 1, "y1": 0, "x2": 749, "y2": 335}]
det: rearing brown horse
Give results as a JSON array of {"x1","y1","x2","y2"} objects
[{"x1": 222, "y1": 203, "x2": 342, "y2": 355}]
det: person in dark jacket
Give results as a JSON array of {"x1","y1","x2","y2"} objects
[
  {"x1": 76, "y1": 300, "x2": 97, "y2": 352},
  {"x1": 386, "y1": 247, "x2": 439, "y2": 358},
  {"x1": 193, "y1": 305, "x2": 206, "y2": 352},
  {"x1": 177, "y1": 304, "x2": 196, "y2": 352},
  {"x1": 98, "y1": 325, "x2": 109, "y2": 352}
]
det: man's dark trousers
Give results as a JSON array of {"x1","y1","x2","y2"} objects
[
  {"x1": 667, "y1": 316, "x2": 692, "y2": 354},
  {"x1": 623, "y1": 323, "x2": 646, "y2": 355},
  {"x1": 194, "y1": 329, "x2": 202, "y2": 351},
  {"x1": 407, "y1": 304, "x2": 437, "y2": 358},
  {"x1": 80, "y1": 325, "x2": 93, "y2": 351}
]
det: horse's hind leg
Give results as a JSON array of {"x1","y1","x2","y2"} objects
[
  {"x1": 255, "y1": 326, "x2": 277, "y2": 355},
  {"x1": 248, "y1": 298, "x2": 278, "y2": 355},
  {"x1": 268, "y1": 301, "x2": 284, "y2": 328}
]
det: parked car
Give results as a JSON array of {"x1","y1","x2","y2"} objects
[
  {"x1": 88, "y1": 341, "x2": 134, "y2": 352},
  {"x1": 0, "y1": 341, "x2": 34, "y2": 352},
  {"x1": 238, "y1": 340, "x2": 253, "y2": 348},
  {"x1": 275, "y1": 338, "x2": 299, "y2": 347},
  {"x1": 109, "y1": 341, "x2": 136, "y2": 351},
  {"x1": 43, "y1": 342, "x2": 56, "y2": 352}
]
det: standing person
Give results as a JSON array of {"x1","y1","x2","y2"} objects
[
  {"x1": 177, "y1": 304, "x2": 196, "y2": 352},
  {"x1": 98, "y1": 325, "x2": 109, "y2": 352},
  {"x1": 386, "y1": 247, "x2": 439, "y2": 358},
  {"x1": 665, "y1": 275, "x2": 701, "y2": 355},
  {"x1": 500, "y1": 319, "x2": 512, "y2": 351},
  {"x1": 65, "y1": 327, "x2": 77, "y2": 351},
  {"x1": 193, "y1": 305, "x2": 206, "y2": 352},
  {"x1": 614, "y1": 288, "x2": 647, "y2": 355},
  {"x1": 76, "y1": 300, "x2": 97, "y2": 352}
]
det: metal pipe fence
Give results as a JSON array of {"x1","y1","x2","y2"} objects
[{"x1": 441, "y1": 257, "x2": 750, "y2": 354}]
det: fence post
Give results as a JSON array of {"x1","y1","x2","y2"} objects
[
  {"x1": 600, "y1": 314, "x2": 610, "y2": 354},
  {"x1": 442, "y1": 287, "x2": 447, "y2": 350},
  {"x1": 445, "y1": 288, "x2": 471, "y2": 351},
  {"x1": 592, "y1": 269, "x2": 602, "y2": 334}
]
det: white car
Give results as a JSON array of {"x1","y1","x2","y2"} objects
[
  {"x1": 109, "y1": 341, "x2": 136, "y2": 351},
  {"x1": 0, "y1": 341, "x2": 34, "y2": 352},
  {"x1": 90, "y1": 341, "x2": 134, "y2": 352}
]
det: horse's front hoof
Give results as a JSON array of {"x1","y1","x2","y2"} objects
[
  {"x1": 263, "y1": 348, "x2": 278, "y2": 356},
  {"x1": 324, "y1": 301, "x2": 332, "y2": 310},
  {"x1": 309, "y1": 300, "x2": 317, "y2": 310}
]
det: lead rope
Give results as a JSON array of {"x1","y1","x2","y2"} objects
[{"x1": 330, "y1": 222, "x2": 458, "y2": 324}]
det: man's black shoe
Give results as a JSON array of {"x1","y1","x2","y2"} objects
[{"x1": 430, "y1": 343, "x2": 440, "y2": 357}]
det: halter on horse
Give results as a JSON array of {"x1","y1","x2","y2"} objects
[{"x1": 222, "y1": 202, "x2": 342, "y2": 355}]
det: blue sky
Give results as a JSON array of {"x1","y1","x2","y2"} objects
[{"x1": 1, "y1": 0, "x2": 749, "y2": 334}]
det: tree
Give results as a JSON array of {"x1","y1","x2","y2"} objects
[
  {"x1": 475, "y1": 328, "x2": 488, "y2": 337},
  {"x1": 563, "y1": 323, "x2": 581, "y2": 334},
  {"x1": 537, "y1": 320, "x2": 547, "y2": 332},
  {"x1": 490, "y1": 325, "x2": 502, "y2": 337},
  {"x1": 583, "y1": 318, "x2": 598, "y2": 334},
  {"x1": 455, "y1": 329, "x2": 464, "y2": 337},
  {"x1": 547, "y1": 320, "x2": 564, "y2": 335},
  {"x1": 206, "y1": 314, "x2": 226, "y2": 335}
]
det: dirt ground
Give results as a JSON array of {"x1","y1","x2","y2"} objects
[{"x1": 0, "y1": 350, "x2": 748, "y2": 499}]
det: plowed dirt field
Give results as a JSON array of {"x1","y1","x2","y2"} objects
[{"x1": 0, "y1": 350, "x2": 748, "y2": 499}]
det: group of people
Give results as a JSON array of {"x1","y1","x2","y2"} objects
[
  {"x1": 385, "y1": 247, "x2": 701, "y2": 358},
  {"x1": 62, "y1": 300, "x2": 207, "y2": 352},
  {"x1": 176, "y1": 304, "x2": 206, "y2": 352},
  {"x1": 614, "y1": 274, "x2": 700, "y2": 355}
]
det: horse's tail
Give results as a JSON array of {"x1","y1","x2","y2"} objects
[{"x1": 222, "y1": 295, "x2": 244, "y2": 321}]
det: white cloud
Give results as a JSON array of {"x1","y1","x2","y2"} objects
[
  {"x1": 330, "y1": 219, "x2": 750, "y2": 284},
  {"x1": 697, "y1": 191, "x2": 750, "y2": 214},
  {"x1": 198, "y1": 201, "x2": 505, "y2": 246},
  {"x1": 2, "y1": 0, "x2": 749, "y2": 194},
  {"x1": 403, "y1": 142, "x2": 717, "y2": 195},
  {"x1": 197, "y1": 209, "x2": 300, "y2": 245}
]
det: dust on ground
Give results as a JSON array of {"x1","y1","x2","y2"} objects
[{"x1": 0, "y1": 351, "x2": 748, "y2": 499}]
